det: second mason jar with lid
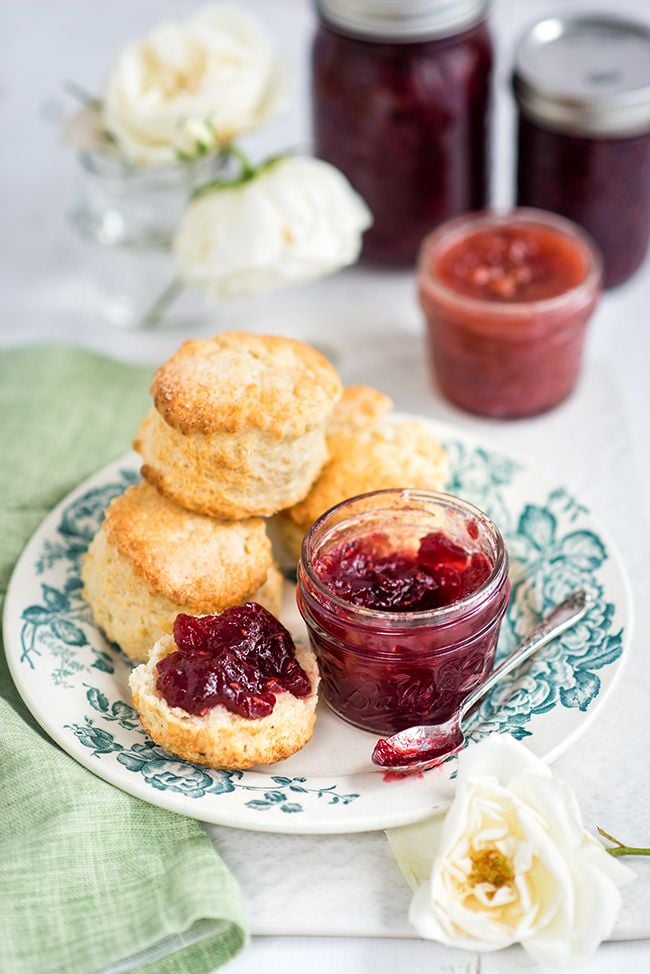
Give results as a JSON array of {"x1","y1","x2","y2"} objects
[
  {"x1": 312, "y1": 0, "x2": 493, "y2": 266},
  {"x1": 514, "y1": 15, "x2": 650, "y2": 288}
]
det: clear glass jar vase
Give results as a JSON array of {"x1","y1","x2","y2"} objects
[
  {"x1": 297, "y1": 489, "x2": 510, "y2": 735},
  {"x1": 69, "y1": 150, "x2": 228, "y2": 329}
]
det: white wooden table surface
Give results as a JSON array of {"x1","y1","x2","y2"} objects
[{"x1": 2, "y1": 1, "x2": 650, "y2": 971}]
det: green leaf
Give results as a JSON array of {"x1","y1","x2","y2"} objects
[
  {"x1": 86, "y1": 687, "x2": 109, "y2": 713},
  {"x1": 280, "y1": 803, "x2": 303, "y2": 814},
  {"x1": 559, "y1": 531, "x2": 607, "y2": 569},
  {"x1": 518, "y1": 505, "x2": 556, "y2": 550},
  {"x1": 52, "y1": 619, "x2": 87, "y2": 646},
  {"x1": 111, "y1": 700, "x2": 137, "y2": 720},
  {"x1": 245, "y1": 800, "x2": 272, "y2": 811},
  {"x1": 22, "y1": 605, "x2": 52, "y2": 624},
  {"x1": 42, "y1": 585, "x2": 69, "y2": 611},
  {"x1": 92, "y1": 655, "x2": 114, "y2": 674},
  {"x1": 117, "y1": 753, "x2": 147, "y2": 772},
  {"x1": 560, "y1": 670, "x2": 600, "y2": 711},
  {"x1": 264, "y1": 791, "x2": 287, "y2": 803},
  {"x1": 271, "y1": 776, "x2": 292, "y2": 786}
]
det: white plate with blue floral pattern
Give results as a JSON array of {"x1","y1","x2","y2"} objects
[{"x1": 3, "y1": 421, "x2": 632, "y2": 834}]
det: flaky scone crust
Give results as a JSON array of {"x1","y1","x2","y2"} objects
[
  {"x1": 278, "y1": 419, "x2": 449, "y2": 558},
  {"x1": 135, "y1": 408, "x2": 331, "y2": 520},
  {"x1": 130, "y1": 636, "x2": 319, "y2": 770},
  {"x1": 327, "y1": 385, "x2": 393, "y2": 436},
  {"x1": 100, "y1": 482, "x2": 272, "y2": 610},
  {"x1": 152, "y1": 332, "x2": 342, "y2": 439}
]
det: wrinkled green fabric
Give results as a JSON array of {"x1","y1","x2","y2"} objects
[{"x1": 0, "y1": 345, "x2": 247, "y2": 974}]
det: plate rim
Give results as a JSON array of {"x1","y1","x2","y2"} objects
[{"x1": 3, "y1": 420, "x2": 634, "y2": 834}]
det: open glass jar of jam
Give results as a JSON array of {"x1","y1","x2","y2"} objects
[
  {"x1": 418, "y1": 208, "x2": 602, "y2": 418},
  {"x1": 312, "y1": 0, "x2": 493, "y2": 266},
  {"x1": 297, "y1": 489, "x2": 510, "y2": 735},
  {"x1": 514, "y1": 16, "x2": 650, "y2": 289}
]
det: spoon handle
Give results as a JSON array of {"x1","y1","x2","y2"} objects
[{"x1": 458, "y1": 590, "x2": 588, "y2": 724}]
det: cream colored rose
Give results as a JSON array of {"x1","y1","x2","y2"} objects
[
  {"x1": 172, "y1": 155, "x2": 373, "y2": 299},
  {"x1": 388, "y1": 736, "x2": 634, "y2": 967},
  {"x1": 103, "y1": 4, "x2": 284, "y2": 166}
]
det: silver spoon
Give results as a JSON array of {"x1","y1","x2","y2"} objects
[{"x1": 372, "y1": 590, "x2": 588, "y2": 774}]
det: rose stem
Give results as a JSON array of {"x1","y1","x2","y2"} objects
[
  {"x1": 139, "y1": 279, "x2": 184, "y2": 330},
  {"x1": 598, "y1": 826, "x2": 650, "y2": 857}
]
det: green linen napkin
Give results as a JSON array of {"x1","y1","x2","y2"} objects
[{"x1": 0, "y1": 345, "x2": 247, "y2": 974}]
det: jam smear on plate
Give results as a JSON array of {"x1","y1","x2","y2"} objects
[
  {"x1": 314, "y1": 531, "x2": 493, "y2": 612},
  {"x1": 156, "y1": 603, "x2": 311, "y2": 720}
]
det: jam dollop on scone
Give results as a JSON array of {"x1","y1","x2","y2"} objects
[
  {"x1": 134, "y1": 332, "x2": 343, "y2": 520},
  {"x1": 82, "y1": 482, "x2": 282, "y2": 662},
  {"x1": 129, "y1": 603, "x2": 320, "y2": 769},
  {"x1": 276, "y1": 386, "x2": 449, "y2": 559}
]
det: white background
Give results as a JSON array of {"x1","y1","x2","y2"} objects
[{"x1": 2, "y1": 1, "x2": 650, "y2": 972}]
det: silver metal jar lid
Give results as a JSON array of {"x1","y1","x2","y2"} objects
[
  {"x1": 316, "y1": 0, "x2": 488, "y2": 42},
  {"x1": 513, "y1": 15, "x2": 650, "y2": 137}
]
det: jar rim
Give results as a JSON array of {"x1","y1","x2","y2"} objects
[
  {"x1": 417, "y1": 207, "x2": 602, "y2": 318},
  {"x1": 315, "y1": 0, "x2": 488, "y2": 43},
  {"x1": 299, "y1": 488, "x2": 509, "y2": 626}
]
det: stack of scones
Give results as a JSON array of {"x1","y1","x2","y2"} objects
[{"x1": 82, "y1": 331, "x2": 449, "y2": 768}]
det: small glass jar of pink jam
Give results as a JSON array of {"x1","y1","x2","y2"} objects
[
  {"x1": 417, "y1": 208, "x2": 602, "y2": 419},
  {"x1": 296, "y1": 489, "x2": 510, "y2": 735}
]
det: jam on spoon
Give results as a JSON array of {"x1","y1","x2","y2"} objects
[
  {"x1": 156, "y1": 603, "x2": 311, "y2": 720},
  {"x1": 371, "y1": 590, "x2": 588, "y2": 774}
]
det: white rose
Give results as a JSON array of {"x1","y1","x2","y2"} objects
[
  {"x1": 388, "y1": 736, "x2": 634, "y2": 967},
  {"x1": 172, "y1": 155, "x2": 373, "y2": 299},
  {"x1": 103, "y1": 4, "x2": 284, "y2": 166}
]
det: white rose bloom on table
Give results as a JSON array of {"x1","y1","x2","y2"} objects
[
  {"x1": 388, "y1": 736, "x2": 634, "y2": 968},
  {"x1": 173, "y1": 155, "x2": 373, "y2": 299},
  {"x1": 103, "y1": 4, "x2": 284, "y2": 166}
]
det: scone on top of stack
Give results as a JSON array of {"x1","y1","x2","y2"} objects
[
  {"x1": 134, "y1": 332, "x2": 343, "y2": 520},
  {"x1": 129, "y1": 605, "x2": 320, "y2": 770},
  {"x1": 276, "y1": 385, "x2": 450, "y2": 559},
  {"x1": 82, "y1": 481, "x2": 282, "y2": 662}
]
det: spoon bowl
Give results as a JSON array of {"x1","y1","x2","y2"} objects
[{"x1": 371, "y1": 590, "x2": 588, "y2": 774}]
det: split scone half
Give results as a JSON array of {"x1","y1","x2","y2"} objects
[
  {"x1": 276, "y1": 386, "x2": 450, "y2": 559},
  {"x1": 82, "y1": 482, "x2": 282, "y2": 662},
  {"x1": 129, "y1": 606, "x2": 320, "y2": 769},
  {"x1": 134, "y1": 332, "x2": 343, "y2": 519}
]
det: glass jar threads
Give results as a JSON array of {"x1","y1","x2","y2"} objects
[
  {"x1": 417, "y1": 209, "x2": 602, "y2": 419},
  {"x1": 297, "y1": 489, "x2": 510, "y2": 735},
  {"x1": 514, "y1": 15, "x2": 650, "y2": 289},
  {"x1": 311, "y1": 0, "x2": 493, "y2": 266}
]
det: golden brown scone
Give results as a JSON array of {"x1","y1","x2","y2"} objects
[
  {"x1": 129, "y1": 635, "x2": 319, "y2": 769},
  {"x1": 81, "y1": 482, "x2": 281, "y2": 661},
  {"x1": 327, "y1": 385, "x2": 393, "y2": 435},
  {"x1": 134, "y1": 332, "x2": 343, "y2": 519},
  {"x1": 277, "y1": 419, "x2": 449, "y2": 559}
]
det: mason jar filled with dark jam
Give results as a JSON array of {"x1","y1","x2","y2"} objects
[
  {"x1": 312, "y1": 0, "x2": 493, "y2": 266},
  {"x1": 514, "y1": 15, "x2": 650, "y2": 289}
]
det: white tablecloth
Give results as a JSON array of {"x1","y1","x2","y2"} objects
[{"x1": 2, "y1": 0, "x2": 650, "y2": 971}]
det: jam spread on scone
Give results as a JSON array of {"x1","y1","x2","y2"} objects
[
  {"x1": 314, "y1": 531, "x2": 492, "y2": 612},
  {"x1": 156, "y1": 603, "x2": 312, "y2": 719}
]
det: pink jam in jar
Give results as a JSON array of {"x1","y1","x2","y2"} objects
[
  {"x1": 312, "y1": 0, "x2": 493, "y2": 266},
  {"x1": 418, "y1": 209, "x2": 602, "y2": 418},
  {"x1": 297, "y1": 489, "x2": 510, "y2": 735}
]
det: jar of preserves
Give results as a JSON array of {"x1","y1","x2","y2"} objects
[
  {"x1": 417, "y1": 209, "x2": 602, "y2": 419},
  {"x1": 312, "y1": 0, "x2": 493, "y2": 266},
  {"x1": 297, "y1": 489, "x2": 510, "y2": 735},
  {"x1": 514, "y1": 15, "x2": 650, "y2": 289}
]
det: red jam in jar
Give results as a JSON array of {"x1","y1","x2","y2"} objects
[
  {"x1": 513, "y1": 15, "x2": 650, "y2": 289},
  {"x1": 297, "y1": 490, "x2": 510, "y2": 735},
  {"x1": 312, "y1": 0, "x2": 493, "y2": 266},
  {"x1": 418, "y1": 209, "x2": 602, "y2": 418},
  {"x1": 156, "y1": 604, "x2": 312, "y2": 719}
]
